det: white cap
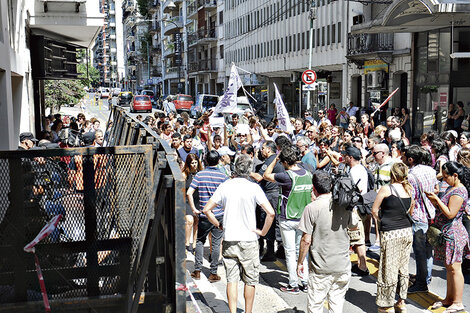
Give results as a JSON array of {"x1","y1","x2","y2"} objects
[{"x1": 217, "y1": 146, "x2": 236, "y2": 156}]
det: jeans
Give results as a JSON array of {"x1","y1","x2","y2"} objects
[
  {"x1": 279, "y1": 218, "x2": 308, "y2": 287},
  {"x1": 194, "y1": 216, "x2": 224, "y2": 274},
  {"x1": 412, "y1": 221, "x2": 433, "y2": 286}
]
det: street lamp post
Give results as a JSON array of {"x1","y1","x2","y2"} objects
[{"x1": 307, "y1": 0, "x2": 316, "y2": 112}]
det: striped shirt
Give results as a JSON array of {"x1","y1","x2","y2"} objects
[
  {"x1": 190, "y1": 166, "x2": 228, "y2": 218},
  {"x1": 375, "y1": 157, "x2": 395, "y2": 190}
]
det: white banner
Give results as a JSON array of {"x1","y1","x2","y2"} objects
[
  {"x1": 273, "y1": 83, "x2": 293, "y2": 133},
  {"x1": 209, "y1": 116, "x2": 225, "y2": 128},
  {"x1": 214, "y1": 64, "x2": 243, "y2": 114}
]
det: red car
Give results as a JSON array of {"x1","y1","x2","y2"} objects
[
  {"x1": 173, "y1": 94, "x2": 194, "y2": 112},
  {"x1": 130, "y1": 95, "x2": 152, "y2": 113}
]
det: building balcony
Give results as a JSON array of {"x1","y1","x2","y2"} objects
[
  {"x1": 163, "y1": 16, "x2": 183, "y2": 36},
  {"x1": 188, "y1": 28, "x2": 217, "y2": 47},
  {"x1": 188, "y1": 59, "x2": 216, "y2": 73},
  {"x1": 125, "y1": 15, "x2": 135, "y2": 27},
  {"x1": 165, "y1": 66, "x2": 180, "y2": 79},
  {"x1": 152, "y1": 45, "x2": 162, "y2": 53},
  {"x1": 199, "y1": 0, "x2": 217, "y2": 11},
  {"x1": 149, "y1": 0, "x2": 159, "y2": 13},
  {"x1": 127, "y1": 33, "x2": 136, "y2": 41},
  {"x1": 149, "y1": 23, "x2": 161, "y2": 34},
  {"x1": 346, "y1": 33, "x2": 394, "y2": 59},
  {"x1": 163, "y1": 0, "x2": 183, "y2": 13},
  {"x1": 187, "y1": 1, "x2": 198, "y2": 19},
  {"x1": 151, "y1": 66, "x2": 162, "y2": 77},
  {"x1": 123, "y1": 0, "x2": 135, "y2": 12},
  {"x1": 163, "y1": 44, "x2": 175, "y2": 57}
]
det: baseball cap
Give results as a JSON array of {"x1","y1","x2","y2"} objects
[
  {"x1": 217, "y1": 146, "x2": 236, "y2": 156},
  {"x1": 82, "y1": 132, "x2": 95, "y2": 146},
  {"x1": 20, "y1": 132, "x2": 38, "y2": 142},
  {"x1": 343, "y1": 146, "x2": 362, "y2": 160}
]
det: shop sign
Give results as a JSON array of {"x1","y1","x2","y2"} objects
[
  {"x1": 364, "y1": 60, "x2": 389, "y2": 74},
  {"x1": 370, "y1": 90, "x2": 381, "y2": 100},
  {"x1": 439, "y1": 92, "x2": 448, "y2": 108}
]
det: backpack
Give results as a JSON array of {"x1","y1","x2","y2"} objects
[
  {"x1": 332, "y1": 167, "x2": 377, "y2": 215},
  {"x1": 332, "y1": 172, "x2": 362, "y2": 211}
]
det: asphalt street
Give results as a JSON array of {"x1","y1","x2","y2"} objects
[{"x1": 185, "y1": 234, "x2": 470, "y2": 313}]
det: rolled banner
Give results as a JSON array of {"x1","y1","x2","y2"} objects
[
  {"x1": 372, "y1": 87, "x2": 399, "y2": 116},
  {"x1": 24, "y1": 215, "x2": 62, "y2": 313},
  {"x1": 24, "y1": 215, "x2": 62, "y2": 253}
]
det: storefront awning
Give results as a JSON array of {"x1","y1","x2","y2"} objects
[{"x1": 352, "y1": 0, "x2": 470, "y2": 34}]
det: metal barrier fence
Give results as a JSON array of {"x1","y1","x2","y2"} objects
[
  {"x1": 0, "y1": 106, "x2": 186, "y2": 312},
  {"x1": 107, "y1": 105, "x2": 186, "y2": 313}
]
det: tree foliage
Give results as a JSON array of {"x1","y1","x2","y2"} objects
[
  {"x1": 44, "y1": 48, "x2": 96, "y2": 112},
  {"x1": 44, "y1": 79, "x2": 86, "y2": 113},
  {"x1": 137, "y1": 0, "x2": 149, "y2": 17}
]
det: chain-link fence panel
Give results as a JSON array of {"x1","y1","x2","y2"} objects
[{"x1": 0, "y1": 146, "x2": 153, "y2": 308}]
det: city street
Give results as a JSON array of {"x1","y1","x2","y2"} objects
[{"x1": 65, "y1": 98, "x2": 470, "y2": 313}]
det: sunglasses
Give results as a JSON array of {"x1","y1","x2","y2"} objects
[
  {"x1": 353, "y1": 139, "x2": 362, "y2": 143},
  {"x1": 373, "y1": 151, "x2": 384, "y2": 156},
  {"x1": 237, "y1": 134, "x2": 247, "y2": 137}
]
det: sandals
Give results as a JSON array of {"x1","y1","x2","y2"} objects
[
  {"x1": 442, "y1": 304, "x2": 465, "y2": 313},
  {"x1": 431, "y1": 301, "x2": 450, "y2": 310},
  {"x1": 378, "y1": 307, "x2": 395, "y2": 313}
]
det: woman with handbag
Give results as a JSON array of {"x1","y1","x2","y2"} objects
[
  {"x1": 425, "y1": 161, "x2": 470, "y2": 313},
  {"x1": 371, "y1": 163, "x2": 414, "y2": 313}
]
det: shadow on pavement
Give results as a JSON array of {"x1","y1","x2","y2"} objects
[{"x1": 345, "y1": 286, "x2": 378, "y2": 311}]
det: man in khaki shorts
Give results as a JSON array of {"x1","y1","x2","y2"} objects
[{"x1": 204, "y1": 154, "x2": 275, "y2": 313}]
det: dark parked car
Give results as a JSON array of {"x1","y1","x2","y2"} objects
[
  {"x1": 130, "y1": 95, "x2": 152, "y2": 113},
  {"x1": 141, "y1": 90, "x2": 155, "y2": 105},
  {"x1": 118, "y1": 91, "x2": 133, "y2": 107}
]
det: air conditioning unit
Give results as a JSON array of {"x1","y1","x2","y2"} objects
[{"x1": 366, "y1": 72, "x2": 380, "y2": 88}]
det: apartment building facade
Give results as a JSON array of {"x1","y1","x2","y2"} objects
[
  {"x1": 93, "y1": 0, "x2": 125, "y2": 88},
  {"x1": 223, "y1": 0, "x2": 367, "y2": 116}
]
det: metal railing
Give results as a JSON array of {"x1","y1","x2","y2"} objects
[
  {"x1": 188, "y1": 58, "x2": 216, "y2": 72},
  {"x1": 107, "y1": 105, "x2": 186, "y2": 313},
  {"x1": 188, "y1": 28, "x2": 217, "y2": 46},
  {"x1": 347, "y1": 33, "x2": 394, "y2": 56}
]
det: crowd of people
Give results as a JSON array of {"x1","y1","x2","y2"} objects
[
  {"x1": 17, "y1": 113, "x2": 110, "y2": 150},
  {"x1": 145, "y1": 104, "x2": 470, "y2": 313},
  {"x1": 16, "y1": 101, "x2": 470, "y2": 313}
]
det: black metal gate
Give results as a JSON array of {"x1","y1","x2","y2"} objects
[{"x1": 0, "y1": 111, "x2": 186, "y2": 313}]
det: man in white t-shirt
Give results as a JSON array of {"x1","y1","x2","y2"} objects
[
  {"x1": 203, "y1": 154, "x2": 275, "y2": 313},
  {"x1": 343, "y1": 146, "x2": 370, "y2": 276}
]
